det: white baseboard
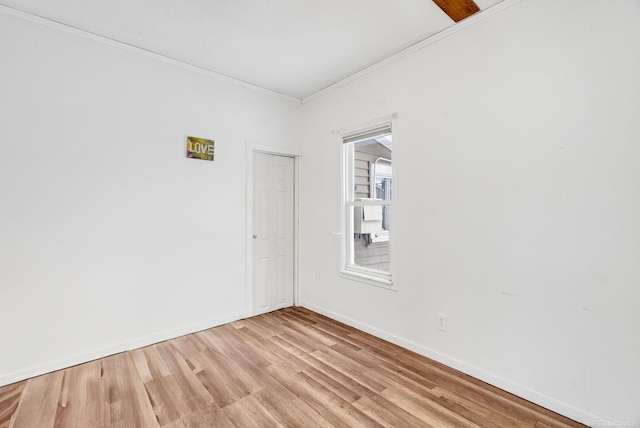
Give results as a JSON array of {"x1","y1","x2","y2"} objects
[
  {"x1": 0, "y1": 310, "x2": 246, "y2": 388},
  {"x1": 301, "y1": 301, "x2": 611, "y2": 428},
  {"x1": 3, "y1": 304, "x2": 628, "y2": 428}
]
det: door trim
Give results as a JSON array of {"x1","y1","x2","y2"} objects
[{"x1": 245, "y1": 141, "x2": 300, "y2": 317}]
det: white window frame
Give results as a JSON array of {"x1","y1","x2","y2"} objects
[{"x1": 339, "y1": 119, "x2": 395, "y2": 288}]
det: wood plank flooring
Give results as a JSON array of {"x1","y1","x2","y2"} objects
[{"x1": 0, "y1": 307, "x2": 586, "y2": 427}]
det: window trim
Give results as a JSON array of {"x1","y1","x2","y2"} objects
[{"x1": 339, "y1": 116, "x2": 396, "y2": 288}]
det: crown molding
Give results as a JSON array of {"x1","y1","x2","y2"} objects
[
  {"x1": 0, "y1": 4, "x2": 302, "y2": 105},
  {"x1": 302, "y1": 0, "x2": 523, "y2": 104},
  {"x1": 1, "y1": 0, "x2": 524, "y2": 106}
]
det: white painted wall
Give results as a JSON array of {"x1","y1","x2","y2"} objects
[
  {"x1": 2, "y1": 1, "x2": 639, "y2": 426},
  {"x1": 299, "y1": 1, "x2": 640, "y2": 427},
  {"x1": 0, "y1": 12, "x2": 301, "y2": 385}
]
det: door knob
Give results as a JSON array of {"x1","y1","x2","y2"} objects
[{"x1": 253, "y1": 234, "x2": 258, "y2": 239}]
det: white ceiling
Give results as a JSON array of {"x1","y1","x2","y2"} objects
[{"x1": 1, "y1": 0, "x2": 505, "y2": 100}]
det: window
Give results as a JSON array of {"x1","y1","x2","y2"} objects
[{"x1": 341, "y1": 123, "x2": 393, "y2": 285}]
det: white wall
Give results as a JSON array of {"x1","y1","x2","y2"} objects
[
  {"x1": 299, "y1": 1, "x2": 640, "y2": 427},
  {"x1": 2, "y1": 1, "x2": 639, "y2": 426},
  {"x1": 0, "y1": 11, "x2": 301, "y2": 385}
]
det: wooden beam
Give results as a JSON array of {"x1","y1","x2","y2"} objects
[{"x1": 432, "y1": 0, "x2": 480, "y2": 22}]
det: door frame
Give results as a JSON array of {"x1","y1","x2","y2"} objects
[{"x1": 245, "y1": 141, "x2": 300, "y2": 317}]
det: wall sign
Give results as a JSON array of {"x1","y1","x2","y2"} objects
[{"x1": 186, "y1": 136, "x2": 215, "y2": 161}]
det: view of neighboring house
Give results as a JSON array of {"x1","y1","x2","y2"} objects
[{"x1": 353, "y1": 137, "x2": 392, "y2": 271}]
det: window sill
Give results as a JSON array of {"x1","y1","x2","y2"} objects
[{"x1": 339, "y1": 268, "x2": 396, "y2": 290}]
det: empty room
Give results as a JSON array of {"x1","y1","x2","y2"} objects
[{"x1": 1, "y1": 0, "x2": 638, "y2": 427}]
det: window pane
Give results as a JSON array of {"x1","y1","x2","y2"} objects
[
  {"x1": 352, "y1": 205, "x2": 390, "y2": 272},
  {"x1": 344, "y1": 132, "x2": 392, "y2": 278},
  {"x1": 353, "y1": 136, "x2": 392, "y2": 201}
]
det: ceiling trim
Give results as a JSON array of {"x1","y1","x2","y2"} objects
[
  {"x1": 0, "y1": 4, "x2": 302, "y2": 104},
  {"x1": 2, "y1": 1, "x2": 523, "y2": 105},
  {"x1": 302, "y1": 0, "x2": 523, "y2": 104}
]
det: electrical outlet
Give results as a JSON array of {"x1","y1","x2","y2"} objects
[
  {"x1": 436, "y1": 313, "x2": 448, "y2": 332},
  {"x1": 314, "y1": 270, "x2": 321, "y2": 280}
]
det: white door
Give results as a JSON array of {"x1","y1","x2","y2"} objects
[{"x1": 252, "y1": 152, "x2": 294, "y2": 314}]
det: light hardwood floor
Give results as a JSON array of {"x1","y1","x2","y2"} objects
[{"x1": 0, "y1": 307, "x2": 586, "y2": 427}]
